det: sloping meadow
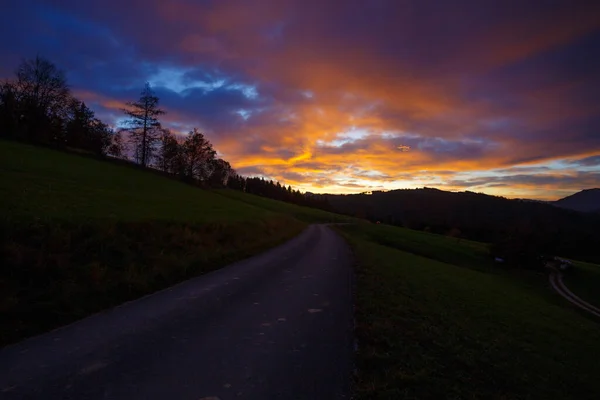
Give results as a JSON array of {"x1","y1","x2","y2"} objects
[{"x1": 0, "y1": 140, "x2": 305, "y2": 345}]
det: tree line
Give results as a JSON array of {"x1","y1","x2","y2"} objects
[{"x1": 0, "y1": 56, "x2": 331, "y2": 210}]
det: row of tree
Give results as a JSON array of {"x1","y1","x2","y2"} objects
[
  {"x1": 227, "y1": 175, "x2": 332, "y2": 210},
  {"x1": 0, "y1": 56, "x2": 331, "y2": 208}
]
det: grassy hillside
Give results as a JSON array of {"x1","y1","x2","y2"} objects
[
  {"x1": 216, "y1": 188, "x2": 356, "y2": 223},
  {"x1": 337, "y1": 223, "x2": 600, "y2": 399},
  {"x1": 2, "y1": 140, "x2": 272, "y2": 223},
  {"x1": 0, "y1": 140, "x2": 311, "y2": 345}
]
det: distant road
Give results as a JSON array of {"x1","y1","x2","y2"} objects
[
  {"x1": 549, "y1": 271, "x2": 600, "y2": 318},
  {"x1": 0, "y1": 225, "x2": 354, "y2": 399}
]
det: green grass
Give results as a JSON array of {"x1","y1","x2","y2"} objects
[
  {"x1": 564, "y1": 260, "x2": 600, "y2": 309},
  {"x1": 215, "y1": 188, "x2": 357, "y2": 223},
  {"x1": 337, "y1": 224, "x2": 600, "y2": 399},
  {"x1": 0, "y1": 140, "x2": 306, "y2": 345},
  {"x1": 341, "y1": 222, "x2": 491, "y2": 272},
  {"x1": 1, "y1": 140, "x2": 274, "y2": 223}
]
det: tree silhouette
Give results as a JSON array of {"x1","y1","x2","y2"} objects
[
  {"x1": 65, "y1": 99, "x2": 112, "y2": 155},
  {"x1": 107, "y1": 130, "x2": 127, "y2": 159},
  {"x1": 156, "y1": 129, "x2": 181, "y2": 174},
  {"x1": 13, "y1": 56, "x2": 71, "y2": 143},
  {"x1": 208, "y1": 158, "x2": 234, "y2": 187},
  {"x1": 0, "y1": 81, "x2": 18, "y2": 138},
  {"x1": 123, "y1": 83, "x2": 165, "y2": 167},
  {"x1": 182, "y1": 128, "x2": 216, "y2": 182}
]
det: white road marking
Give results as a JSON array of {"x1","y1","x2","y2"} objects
[{"x1": 79, "y1": 361, "x2": 109, "y2": 375}]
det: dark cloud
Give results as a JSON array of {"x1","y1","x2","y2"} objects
[
  {"x1": 566, "y1": 155, "x2": 600, "y2": 167},
  {"x1": 445, "y1": 171, "x2": 600, "y2": 190}
]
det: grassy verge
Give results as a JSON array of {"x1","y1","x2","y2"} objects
[
  {"x1": 337, "y1": 225, "x2": 600, "y2": 399},
  {"x1": 215, "y1": 188, "x2": 356, "y2": 223},
  {"x1": 340, "y1": 222, "x2": 492, "y2": 272},
  {"x1": 0, "y1": 140, "x2": 307, "y2": 346}
]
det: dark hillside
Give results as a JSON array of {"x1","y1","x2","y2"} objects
[
  {"x1": 554, "y1": 188, "x2": 600, "y2": 213},
  {"x1": 326, "y1": 188, "x2": 600, "y2": 263}
]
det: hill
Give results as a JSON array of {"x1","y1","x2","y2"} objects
[
  {"x1": 326, "y1": 188, "x2": 600, "y2": 264},
  {"x1": 0, "y1": 139, "x2": 349, "y2": 345},
  {"x1": 554, "y1": 188, "x2": 600, "y2": 213}
]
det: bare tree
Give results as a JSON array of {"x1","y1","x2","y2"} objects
[
  {"x1": 122, "y1": 82, "x2": 165, "y2": 167},
  {"x1": 15, "y1": 56, "x2": 70, "y2": 115},
  {"x1": 14, "y1": 56, "x2": 71, "y2": 141}
]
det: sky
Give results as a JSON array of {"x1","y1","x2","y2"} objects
[{"x1": 1, "y1": 0, "x2": 599, "y2": 199}]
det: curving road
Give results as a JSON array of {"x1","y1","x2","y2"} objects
[{"x1": 0, "y1": 225, "x2": 354, "y2": 399}]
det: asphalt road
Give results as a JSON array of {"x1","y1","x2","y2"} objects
[{"x1": 0, "y1": 224, "x2": 354, "y2": 399}]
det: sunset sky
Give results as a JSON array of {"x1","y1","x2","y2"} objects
[{"x1": 1, "y1": 0, "x2": 599, "y2": 199}]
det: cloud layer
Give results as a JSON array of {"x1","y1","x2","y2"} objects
[{"x1": 2, "y1": 0, "x2": 599, "y2": 199}]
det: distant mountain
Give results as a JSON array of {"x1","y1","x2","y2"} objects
[{"x1": 554, "y1": 189, "x2": 600, "y2": 213}]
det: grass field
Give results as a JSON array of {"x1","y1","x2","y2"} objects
[
  {"x1": 564, "y1": 260, "x2": 600, "y2": 309},
  {"x1": 216, "y1": 188, "x2": 356, "y2": 223},
  {"x1": 0, "y1": 140, "x2": 312, "y2": 345},
  {"x1": 336, "y1": 223, "x2": 600, "y2": 399}
]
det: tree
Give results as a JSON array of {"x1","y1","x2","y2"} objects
[
  {"x1": 0, "y1": 81, "x2": 19, "y2": 138},
  {"x1": 64, "y1": 99, "x2": 112, "y2": 155},
  {"x1": 181, "y1": 128, "x2": 216, "y2": 182},
  {"x1": 156, "y1": 129, "x2": 181, "y2": 174},
  {"x1": 122, "y1": 82, "x2": 165, "y2": 167},
  {"x1": 65, "y1": 99, "x2": 94, "y2": 149},
  {"x1": 88, "y1": 119, "x2": 113, "y2": 156},
  {"x1": 107, "y1": 130, "x2": 127, "y2": 159},
  {"x1": 14, "y1": 56, "x2": 70, "y2": 142},
  {"x1": 208, "y1": 158, "x2": 233, "y2": 187}
]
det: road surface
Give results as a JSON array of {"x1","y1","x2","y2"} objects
[{"x1": 0, "y1": 224, "x2": 354, "y2": 399}]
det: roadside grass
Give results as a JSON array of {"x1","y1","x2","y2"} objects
[
  {"x1": 0, "y1": 140, "x2": 305, "y2": 346},
  {"x1": 563, "y1": 260, "x2": 600, "y2": 309},
  {"x1": 335, "y1": 223, "x2": 600, "y2": 399},
  {"x1": 215, "y1": 188, "x2": 357, "y2": 223},
  {"x1": 340, "y1": 230, "x2": 600, "y2": 399},
  {"x1": 341, "y1": 222, "x2": 492, "y2": 272}
]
